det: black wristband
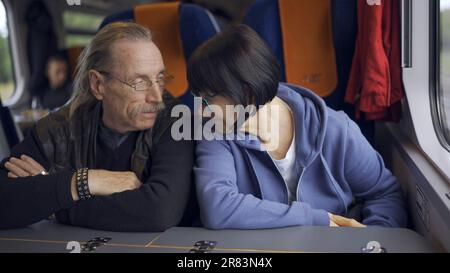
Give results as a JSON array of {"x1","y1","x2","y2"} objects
[{"x1": 76, "y1": 168, "x2": 91, "y2": 200}]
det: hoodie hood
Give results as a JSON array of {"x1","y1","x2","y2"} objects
[{"x1": 233, "y1": 83, "x2": 328, "y2": 168}]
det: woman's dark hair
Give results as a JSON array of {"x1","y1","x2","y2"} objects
[{"x1": 187, "y1": 24, "x2": 281, "y2": 108}]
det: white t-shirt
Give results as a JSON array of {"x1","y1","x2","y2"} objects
[{"x1": 272, "y1": 131, "x2": 300, "y2": 204}]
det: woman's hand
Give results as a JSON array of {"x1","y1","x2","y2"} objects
[
  {"x1": 328, "y1": 213, "x2": 339, "y2": 227},
  {"x1": 329, "y1": 213, "x2": 367, "y2": 228}
]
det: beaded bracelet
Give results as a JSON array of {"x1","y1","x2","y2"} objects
[{"x1": 76, "y1": 168, "x2": 91, "y2": 200}]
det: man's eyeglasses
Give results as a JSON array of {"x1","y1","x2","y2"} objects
[{"x1": 98, "y1": 71, "x2": 174, "y2": 92}]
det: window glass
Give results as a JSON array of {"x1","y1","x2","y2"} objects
[
  {"x1": 63, "y1": 11, "x2": 104, "y2": 47},
  {"x1": 0, "y1": 1, "x2": 15, "y2": 101}
]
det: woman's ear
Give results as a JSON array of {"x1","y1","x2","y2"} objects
[{"x1": 89, "y1": 70, "x2": 105, "y2": 100}]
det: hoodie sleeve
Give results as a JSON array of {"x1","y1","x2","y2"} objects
[
  {"x1": 194, "y1": 139, "x2": 330, "y2": 230},
  {"x1": 343, "y1": 117, "x2": 407, "y2": 227}
]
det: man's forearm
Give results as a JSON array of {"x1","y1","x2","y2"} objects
[
  {"x1": 58, "y1": 180, "x2": 191, "y2": 232},
  {"x1": 0, "y1": 171, "x2": 75, "y2": 229}
]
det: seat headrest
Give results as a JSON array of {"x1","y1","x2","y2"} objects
[
  {"x1": 134, "y1": 2, "x2": 187, "y2": 97},
  {"x1": 278, "y1": 0, "x2": 337, "y2": 97},
  {"x1": 67, "y1": 46, "x2": 84, "y2": 79}
]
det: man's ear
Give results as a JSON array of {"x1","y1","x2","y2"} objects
[{"x1": 89, "y1": 70, "x2": 105, "y2": 100}]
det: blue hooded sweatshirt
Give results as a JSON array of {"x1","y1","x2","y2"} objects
[{"x1": 194, "y1": 83, "x2": 407, "y2": 229}]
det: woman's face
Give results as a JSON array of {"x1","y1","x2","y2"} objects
[{"x1": 198, "y1": 94, "x2": 243, "y2": 134}]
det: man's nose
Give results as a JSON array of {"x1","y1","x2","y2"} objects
[{"x1": 145, "y1": 84, "x2": 163, "y2": 103}]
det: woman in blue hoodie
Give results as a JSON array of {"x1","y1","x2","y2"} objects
[{"x1": 188, "y1": 25, "x2": 407, "y2": 229}]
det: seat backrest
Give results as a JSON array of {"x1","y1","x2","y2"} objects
[
  {"x1": 99, "y1": 2, "x2": 220, "y2": 103},
  {"x1": 135, "y1": 2, "x2": 187, "y2": 97},
  {"x1": 244, "y1": 0, "x2": 337, "y2": 97},
  {"x1": 244, "y1": 0, "x2": 285, "y2": 80},
  {"x1": 66, "y1": 46, "x2": 84, "y2": 79}
]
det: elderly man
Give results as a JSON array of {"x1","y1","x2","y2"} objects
[{"x1": 0, "y1": 22, "x2": 194, "y2": 231}]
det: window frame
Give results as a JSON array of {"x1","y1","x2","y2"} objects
[
  {"x1": 1, "y1": 0, "x2": 27, "y2": 107},
  {"x1": 430, "y1": 0, "x2": 450, "y2": 152},
  {"x1": 400, "y1": 0, "x2": 450, "y2": 183},
  {"x1": 0, "y1": 0, "x2": 16, "y2": 103},
  {"x1": 62, "y1": 9, "x2": 105, "y2": 47}
]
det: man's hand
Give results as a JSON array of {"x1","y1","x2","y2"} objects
[
  {"x1": 86, "y1": 170, "x2": 142, "y2": 196},
  {"x1": 70, "y1": 170, "x2": 142, "y2": 201},
  {"x1": 4, "y1": 155, "x2": 47, "y2": 178},
  {"x1": 329, "y1": 213, "x2": 367, "y2": 228},
  {"x1": 4, "y1": 155, "x2": 142, "y2": 201}
]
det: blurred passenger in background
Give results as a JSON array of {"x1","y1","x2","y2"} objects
[{"x1": 34, "y1": 53, "x2": 72, "y2": 110}]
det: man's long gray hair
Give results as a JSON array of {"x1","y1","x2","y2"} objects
[{"x1": 70, "y1": 22, "x2": 153, "y2": 116}]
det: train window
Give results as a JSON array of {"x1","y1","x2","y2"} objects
[
  {"x1": 63, "y1": 11, "x2": 104, "y2": 47},
  {"x1": 438, "y1": 0, "x2": 450, "y2": 146},
  {"x1": 0, "y1": 0, "x2": 15, "y2": 101}
]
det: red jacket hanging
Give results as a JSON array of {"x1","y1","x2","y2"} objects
[{"x1": 345, "y1": 0, "x2": 405, "y2": 122}]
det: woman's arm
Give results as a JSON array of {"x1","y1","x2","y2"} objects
[
  {"x1": 195, "y1": 139, "x2": 330, "y2": 230},
  {"x1": 343, "y1": 118, "x2": 408, "y2": 227}
]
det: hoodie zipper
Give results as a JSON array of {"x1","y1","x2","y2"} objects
[
  {"x1": 266, "y1": 151, "x2": 292, "y2": 205},
  {"x1": 296, "y1": 168, "x2": 305, "y2": 202}
]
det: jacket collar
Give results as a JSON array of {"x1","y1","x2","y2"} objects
[{"x1": 38, "y1": 91, "x2": 179, "y2": 180}]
